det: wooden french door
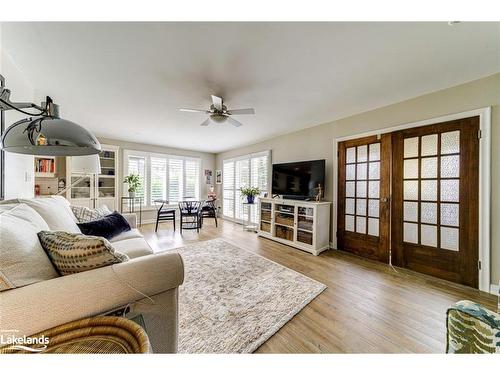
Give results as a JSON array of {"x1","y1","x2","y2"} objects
[
  {"x1": 391, "y1": 117, "x2": 480, "y2": 288},
  {"x1": 337, "y1": 134, "x2": 391, "y2": 262}
]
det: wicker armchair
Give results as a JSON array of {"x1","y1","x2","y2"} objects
[{"x1": 446, "y1": 299, "x2": 500, "y2": 353}]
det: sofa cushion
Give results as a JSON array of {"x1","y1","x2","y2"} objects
[
  {"x1": 0, "y1": 204, "x2": 59, "y2": 290},
  {"x1": 71, "y1": 204, "x2": 112, "y2": 223},
  {"x1": 112, "y1": 237, "x2": 153, "y2": 259},
  {"x1": 37, "y1": 231, "x2": 129, "y2": 275},
  {"x1": 20, "y1": 196, "x2": 81, "y2": 233},
  {"x1": 77, "y1": 212, "x2": 131, "y2": 240},
  {"x1": 109, "y1": 228, "x2": 144, "y2": 243}
]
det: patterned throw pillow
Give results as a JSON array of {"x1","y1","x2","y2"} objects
[
  {"x1": 71, "y1": 205, "x2": 111, "y2": 223},
  {"x1": 37, "y1": 231, "x2": 129, "y2": 275}
]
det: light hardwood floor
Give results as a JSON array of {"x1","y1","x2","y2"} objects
[{"x1": 140, "y1": 219, "x2": 497, "y2": 353}]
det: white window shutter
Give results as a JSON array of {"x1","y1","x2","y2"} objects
[
  {"x1": 150, "y1": 157, "x2": 167, "y2": 204},
  {"x1": 168, "y1": 158, "x2": 183, "y2": 203},
  {"x1": 185, "y1": 159, "x2": 200, "y2": 200},
  {"x1": 127, "y1": 155, "x2": 146, "y2": 199}
]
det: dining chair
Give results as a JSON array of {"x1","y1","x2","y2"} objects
[
  {"x1": 178, "y1": 200, "x2": 203, "y2": 233},
  {"x1": 153, "y1": 199, "x2": 176, "y2": 232}
]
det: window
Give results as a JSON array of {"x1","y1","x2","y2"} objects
[
  {"x1": 126, "y1": 155, "x2": 146, "y2": 199},
  {"x1": 223, "y1": 151, "x2": 270, "y2": 223},
  {"x1": 124, "y1": 150, "x2": 201, "y2": 206}
]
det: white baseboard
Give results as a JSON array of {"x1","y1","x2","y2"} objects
[{"x1": 490, "y1": 284, "x2": 499, "y2": 296}]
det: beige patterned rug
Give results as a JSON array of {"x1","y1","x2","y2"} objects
[{"x1": 171, "y1": 239, "x2": 326, "y2": 353}]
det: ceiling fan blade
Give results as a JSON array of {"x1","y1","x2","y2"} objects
[
  {"x1": 227, "y1": 108, "x2": 255, "y2": 115},
  {"x1": 200, "y1": 118, "x2": 211, "y2": 126},
  {"x1": 211, "y1": 95, "x2": 223, "y2": 111},
  {"x1": 180, "y1": 108, "x2": 209, "y2": 113},
  {"x1": 226, "y1": 117, "x2": 243, "y2": 127}
]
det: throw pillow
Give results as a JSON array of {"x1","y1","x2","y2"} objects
[
  {"x1": 37, "y1": 231, "x2": 129, "y2": 275},
  {"x1": 19, "y1": 196, "x2": 81, "y2": 233},
  {"x1": 77, "y1": 211, "x2": 131, "y2": 240},
  {"x1": 71, "y1": 204, "x2": 112, "y2": 223},
  {"x1": 0, "y1": 204, "x2": 59, "y2": 291}
]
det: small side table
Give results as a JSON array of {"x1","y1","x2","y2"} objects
[
  {"x1": 120, "y1": 196, "x2": 143, "y2": 226},
  {"x1": 242, "y1": 202, "x2": 258, "y2": 232}
]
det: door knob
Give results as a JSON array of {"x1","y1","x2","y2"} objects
[{"x1": 380, "y1": 197, "x2": 390, "y2": 203}]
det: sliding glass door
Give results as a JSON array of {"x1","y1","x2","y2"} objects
[{"x1": 223, "y1": 151, "x2": 270, "y2": 223}]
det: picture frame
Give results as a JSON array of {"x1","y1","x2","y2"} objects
[{"x1": 215, "y1": 169, "x2": 222, "y2": 184}]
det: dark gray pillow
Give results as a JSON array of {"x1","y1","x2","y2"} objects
[{"x1": 77, "y1": 211, "x2": 131, "y2": 240}]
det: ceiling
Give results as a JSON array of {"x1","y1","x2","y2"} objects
[{"x1": 1, "y1": 22, "x2": 499, "y2": 153}]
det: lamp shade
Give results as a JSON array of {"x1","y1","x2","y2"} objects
[
  {"x1": 1, "y1": 116, "x2": 101, "y2": 156},
  {"x1": 71, "y1": 155, "x2": 101, "y2": 175}
]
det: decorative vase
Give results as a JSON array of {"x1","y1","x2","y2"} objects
[
  {"x1": 246, "y1": 195, "x2": 255, "y2": 204},
  {"x1": 129, "y1": 191, "x2": 135, "y2": 198}
]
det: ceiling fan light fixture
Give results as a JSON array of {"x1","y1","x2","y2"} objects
[{"x1": 209, "y1": 114, "x2": 228, "y2": 124}]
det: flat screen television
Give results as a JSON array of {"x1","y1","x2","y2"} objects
[{"x1": 272, "y1": 159, "x2": 325, "y2": 200}]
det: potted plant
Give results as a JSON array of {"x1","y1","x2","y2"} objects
[
  {"x1": 240, "y1": 186, "x2": 261, "y2": 204},
  {"x1": 123, "y1": 174, "x2": 141, "y2": 198}
]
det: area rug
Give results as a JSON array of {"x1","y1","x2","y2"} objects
[{"x1": 170, "y1": 238, "x2": 326, "y2": 353}]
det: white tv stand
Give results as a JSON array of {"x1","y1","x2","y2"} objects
[{"x1": 257, "y1": 197, "x2": 331, "y2": 256}]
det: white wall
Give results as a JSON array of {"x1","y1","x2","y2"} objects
[{"x1": 1, "y1": 26, "x2": 36, "y2": 199}]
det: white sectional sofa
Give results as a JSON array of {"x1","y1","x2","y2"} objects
[{"x1": 0, "y1": 196, "x2": 184, "y2": 353}]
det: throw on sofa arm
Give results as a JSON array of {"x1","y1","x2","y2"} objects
[
  {"x1": 0, "y1": 251, "x2": 184, "y2": 352},
  {"x1": 446, "y1": 300, "x2": 500, "y2": 353}
]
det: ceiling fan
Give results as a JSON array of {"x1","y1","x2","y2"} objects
[{"x1": 180, "y1": 95, "x2": 255, "y2": 127}]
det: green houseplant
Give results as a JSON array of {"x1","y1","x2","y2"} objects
[
  {"x1": 240, "y1": 186, "x2": 261, "y2": 204},
  {"x1": 123, "y1": 174, "x2": 141, "y2": 198}
]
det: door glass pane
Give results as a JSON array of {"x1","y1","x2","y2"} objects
[
  {"x1": 404, "y1": 181, "x2": 418, "y2": 200},
  {"x1": 440, "y1": 155, "x2": 460, "y2": 178},
  {"x1": 346, "y1": 164, "x2": 356, "y2": 180},
  {"x1": 368, "y1": 162, "x2": 380, "y2": 180},
  {"x1": 404, "y1": 159, "x2": 419, "y2": 179},
  {"x1": 421, "y1": 225, "x2": 437, "y2": 247},
  {"x1": 346, "y1": 147, "x2": 356, "y2": 163},
  {"x1": 369, "y1": 143, "x2": 380, "y2": 161},
  {"x1": 403, "y1": 201, "x2": 418, "y2": 222},
  {"x1": 356, "y1": 198, "x2": 367, "y2": 215},
  {"x1": 441, "y1": 227, "x2": 459, "y2": 251},
  {"x1": 345, "y1": 215, "x2": 354, "y2": 232},
  {"x1": 440, "y1": 179, "x2": 459, "y2": 202},
  {"x1": 368, "y1": 181, "x2": 379, "y2": 198},
  {"x1": 421, "y1": 157, "x2": 438, "y2": 178},
  {"x1": 421, "y1": 180, "x2": 437, "y2": 201},
  {"x1": 356, "y1": 163, "x2": 367, "y2": 180},
  {"x1": 356, "y1": 181, "x2": 367, "y2": 197},
  {"x1": 368, "y1": 218, "x2": 379, "y2": 237},
  {"x1": 345, "y1": 198, "x2": 355, "y2": 215},
  {"x1": 368, "y1": 199, "x2": 379, "y2": 218},
  {"x1": 421, "y1": 202, "x2": 437, "y2": 224},
  {"x1": 403, "y1": 222, "x2": 418, "y2": 243},
  {"x1": 404, "y1": 137, "x2": 419, "y2": 158},
  {"x1": 356, "y1": 216, "x2": 366, "y2": 234},
  {"x1": 421, "y1": 134, "x2": 438, "y2": 156},
  {"x1": 357, "y1": 145, "x2": 368, "y2": 162},
  {"x1": 441, "y1": 131, "x2": 460, "y2": 154},
  {"x1": 346, "y1": 181, "x2": 355, "y2": 197},
  {"x1": 440, "y1": 203, "x2": 459, "y2": 227}
]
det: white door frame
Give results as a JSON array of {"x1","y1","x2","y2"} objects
[{"x1": 332, "y1": 107, "x2": 491, "y2": 292}]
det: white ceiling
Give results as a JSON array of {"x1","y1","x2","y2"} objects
[{"x1": 2, "y1": 22, "x2": 499, "y2": 153}]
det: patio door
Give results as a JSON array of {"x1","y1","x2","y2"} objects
[
  {"x1": 337, "y1": 134, "x2": 392, "y2": 262},
  {"x1": 391, "y1": 117, "x2": 480, "y2": 288}
]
